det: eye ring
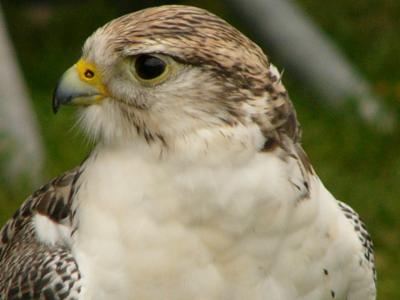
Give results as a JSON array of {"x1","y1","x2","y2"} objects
[{"x1": 133, "y1": 54, "x2": 170, "y2": 84}]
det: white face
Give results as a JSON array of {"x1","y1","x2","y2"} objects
[
  {"x1": 55, "y1": 29, "x2": 245, "y2": 146},
  {"x1": 81, "y1": 60, "x2": 231, "y2": 144}
]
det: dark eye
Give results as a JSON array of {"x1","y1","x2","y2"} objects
[{"x1": 135, "y1": 54, "x2": 167, "y2": 80}]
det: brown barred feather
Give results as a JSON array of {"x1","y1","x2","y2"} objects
[{"x1": 0, "y1": 168, "x2": 83, "y2": 299}]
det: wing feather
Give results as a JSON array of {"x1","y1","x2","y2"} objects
[{"x1": 0, "y1": 168, "x2": 83, "y2": 299}]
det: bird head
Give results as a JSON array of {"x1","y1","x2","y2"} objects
[{"x1": 53, "y1": 5, "x2": 299, "y2": 148}]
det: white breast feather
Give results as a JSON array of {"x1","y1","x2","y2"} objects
[{"x1": 71, "y1": 128, "x2": 372, "y2": 300}]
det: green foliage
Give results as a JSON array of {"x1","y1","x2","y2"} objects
[{"x1": 1, "y1": 1, "x2": 399, "y2": 297}]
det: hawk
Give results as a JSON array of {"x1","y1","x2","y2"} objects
[{"x1": 0, "y1": 5, "x2": 376, "y2": 300}]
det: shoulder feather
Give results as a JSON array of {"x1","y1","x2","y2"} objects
[{"x1": 0, "y1": 167, "x2": 83, "y2": 299}]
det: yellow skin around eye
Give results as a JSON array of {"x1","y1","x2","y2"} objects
[{"x1": 76, "y1": 59, "x2": 108, "y2": 96}]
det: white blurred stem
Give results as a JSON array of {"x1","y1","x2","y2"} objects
[
  {"x1": 228, "y1": 0, "x2": 394, "y2": 131},
  {"x1": 0, "y1": 4, "x2": 44, "y2": 185}
]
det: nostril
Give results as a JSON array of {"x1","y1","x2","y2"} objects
[{"x1": 84, "y1": 69, "x2": 95, "y2": 79}]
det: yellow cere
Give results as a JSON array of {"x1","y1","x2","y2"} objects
[{"x1": 76, "y1": 59, "x2": 108, "y2": 96}]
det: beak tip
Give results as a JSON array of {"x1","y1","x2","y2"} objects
[
  {"x1": 52, "y1": 63, "x2": 104, "y2": 113},
  {"x1": 52, "y1": 90, "x2": 60, "y2": 114}
]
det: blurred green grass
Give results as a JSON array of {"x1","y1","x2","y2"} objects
[{"x1": 1, "y1": 0, "x2": 399, "y2": 298}]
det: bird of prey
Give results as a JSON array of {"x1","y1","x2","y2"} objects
[{"x1": 0, "y1": 5, "x2": 376, "y2": 300}]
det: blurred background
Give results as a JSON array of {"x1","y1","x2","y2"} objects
[{"x1": 0, "y1": 0, "x2": 399, "y2": 297}]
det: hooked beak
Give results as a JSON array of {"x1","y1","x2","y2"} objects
[{"x1": 52, "y1": 59, "x2": 107, "y2": 113}]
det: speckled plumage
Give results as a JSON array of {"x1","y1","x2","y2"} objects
[
  {"x1": 0, "y1": 168, "x2": 83, "y2": 299},
  {"x1": 0, "y1": 5, "x2": 375, "y2": 300}
]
